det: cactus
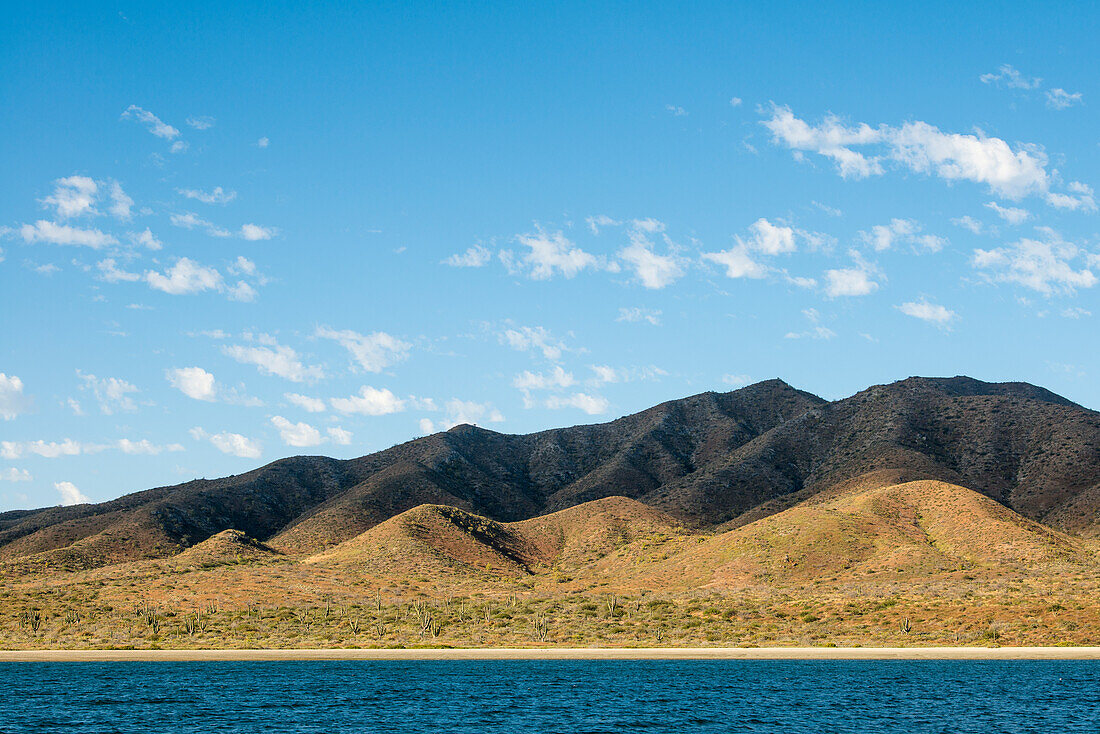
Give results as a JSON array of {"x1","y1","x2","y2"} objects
[{"x1": 901, "y1": 617, "x2": 913, "y2": 635}]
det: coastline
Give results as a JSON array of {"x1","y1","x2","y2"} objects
[{"x1": 3, "y1": 646, "x2": 1100, "y2": 661}]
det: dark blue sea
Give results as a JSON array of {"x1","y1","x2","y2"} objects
[{"x1": 2, "y1": 660, "x2": 1098, "y2": 732}]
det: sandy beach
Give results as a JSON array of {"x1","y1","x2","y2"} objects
[{"x1": 2, "y1": 647, "x2": 1100, "y2": 661}]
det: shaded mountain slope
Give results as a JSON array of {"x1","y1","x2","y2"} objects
[{"x1": 2, "y1": 375, "x2": 1099, "y2": 569}]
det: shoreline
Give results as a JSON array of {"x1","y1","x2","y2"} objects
[{"x1": 3, "y1": 646, "x2": 1100, "y2": 661}]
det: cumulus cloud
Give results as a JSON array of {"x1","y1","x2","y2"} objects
[
  {"x1": 722, "y1": 374, "x2": 751, "y2": 387},
  {"x1": 96, "y1": 258, "x2": 141, "y2": 283},
  {"x1": 499, "y1": 325, "x2": 570, "y2": 361},
  {"x1": 116, "y1": 438, "x2": 184, "y2": 455},
  {"x1": 145, "y1": 258, "x2": 224, "y2": 295},
  {"x1": 270, "y1": 416, "x2": 324, "y2": 448},
  {"x1": 980, "y1": 64, "x2": 1041, "y2": 90},
  {"x1": 586, "y1": 215, "x2": 621, "y2": 235},
  {"x1": 169, "y1": 212, "x2": 231, "y2": 238},
  {"x1": 166, "y1": 367, "x2": 218, "y2": 401},
  {"x1": 542, "y1": 392, "x2": 610, "y2": 415},
  {"x1": 985, "y1": 201, "x2": 1031, "y2": 225},
  {"x1": 2, "y1": 439, "x2": 86, "y2": 460},
  {"x1": 330, "y1": 386, "x2": 405, "y2": 416},
  {"x1": 441, "y1": 399, "x2": 504, "y2": 428},
  {"x1": 702, "y1": 244, "x2": 767, "y2": 279},
  {"x1": 972, "y1": 228, "x2": 1097, "y2": 295},
  {"x1": 703, "y1": 218, "x2": 826, "y2": 280},
  {"x1": 240, "y1": 223, "x2": 276, "y2": 240},
  {"x1": 443, "y1": 245, "x2": 492, "y2": 268},
  {"x1": 222, "y1": 338, "x2": 324, "y2": 382},
  {"x1": 859, "y1": 218, "x2": 946, "y2": 252},
  {"x1": 824, "y1": 252, "x2": 880, "y2": 298},
  {"x1": 587, "y1": 365, "x2": 666, "y2": 386},
  {"x1": 285, "y1": 393, "x2": 326, "y2": 412},
  {"x1": 616, "y1": 307, "x2": 661, "y2": 325},
  {"x1": 897, "y1": 299, "x2": 958, "y2": 327},
  {"x1": 513, "y1": 366, "x2": 575, "y2": 392},
  {"x1": 55, "y1": 481, "x2": 90, "y2": 506},
  {"x1": 186, "y1": 115, "x2": 215, "y2": 130},
  {"x1": 189, "y1": 427, "x2": 262, "y2": 458},
  {"x1": 77, "y1": 371, "x2": 139, "y2": 414},
  {"x1": 316, "y1": 327, "x2": 411, "y2": 373},
  {"x1": 107, "y1": 181, "x2": 134, "y2": 220},
  {"x1": 20, "y1": 221, "x2": 118, "y2": 248},
  {"x1": 121, "y1": 105, "x2": 180, "y2": 140},
  {"x1": 128, "y1": 228, "x2": 163, "y2": 250},
  {"x1": 327, "y1": 427, "x2": 353, "y2": 445},
  {"x1": 762, "y1": 104, "x2": 1063, "y2": 201},
  {"x1": 1045, "y1": 182, "x2": 1096, "y2": 212},
  {"x1": 502, "y1": 228, "x2": 599, "y2": 280},
  {"x1": 0, "y1": 468, "x2": 32, "y2": 482},
  {"x1": 177, "y1": 186, "x2": 236, "y2": 205},
  {"x1": 0, "y1": 374, "x2": 31, "y2": 420},
  {"x1": 41, "y1": 176, "x2": 98, "y2": 218},
  {"x1": 619, "y1": 222, "x2": 684, "y2": 289},
  {"x1": 1047, "y1": 88, "x2": 1083, "y2": 110}
]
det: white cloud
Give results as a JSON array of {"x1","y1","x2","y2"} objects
[
  {"x1": 186, "y1": 115, "x2": 215, "y2": 130},
  {"x1": 702, "y1": 244, "x2": 767, "y2": 279},
  {"x1": 169, "y1": 212, "x2": 231, "y2": 238},
  {"x1": 171, "y1": 140, "x2": 189, "y2": 154},
  {"x1": 897, "y1": 299, "x2": 958, "y2": 327},
  {"x1": 500, "y1": 325, "x2": 569, "y2": 361},
  {"x1": 543, "y1": 392, "x2": 610, "y2": 415},
  {"x1": 128, "y1": 228, "x2": 163, "y2": 250},
  {"x1": 513, "y1": 366, "x2": 575, "y2": 391},
  {"x1": 587, "y1": 365, "x2": 666, "y2": 386},
  {"x1": 722, "y1": 374, "x2": 751, "y2": 387},
  {"x1": 1062, "y1": 307, "x2": 1091, "y2": 319},
  {"x1": 20, "y1": 220, "x2": 118, "y2": 248},
  {"x1": 240, "y1": 223, "x2": 276, "y2": 240},
  {"x1": 616, "y1": 307, "x2": 661, "y2": 325},
  {"x1": 825, "y1": 264, "x2": 878, "y2": 298},
  {"x1": 418, "y1": 418, "x2": 436, "y2": 435},
  {"x1": 116, "y1": 438, "x2": 184, "y2": 455},
  {"x1": 107, "y1": 181, "x2": 133, "y2": 220},
  {"x1": 97, "y1": 258, "x2": 141, "y2": 283},
  {"x1": 55, "y1": 481, "x2": 90, "y2": 506},
  {"x1": 0, "y1": 374, "x2": 31, "y2": 420},
  {"x1": 729, "y1": 97, "x2": 743, "y2": 107},
  {"x1": 42, "y1": 176, "x2": 98, "y2": 218},
  {"x1": 743, "y1": 217, "x2": 796, "y2": 255},
  {"x1": 973, "y1": 228, "x2": 1097, "y2": 295},
  {"x1": 0, "y1": 468, "x2": 31, "y2": 482},
  {"x1": 257, "y1": 137, "x2": 270, "y2": 148},
  {"x1": 330, "y1": 386, "x2": 405, "y2": 416},
  {"x1": 443, "y1": 245, "x2": 492, "y2": 267},
  {"x1": 762, "y1": 104, "x2": 1056, "y2": 201},
  {"x1": 619, "y1": 225, "x2": 684, "y2": 289},
  {"x1": 859, "y1": 218, "x2": 945, "y2": 253},
  {"x1": 227, "y1": 281, "x2": 258, "y2": 302},
  {"x1": 77, "y1": 371, "x2": 139, "y2": 414},
  {"x1": 190, "y1": 427, "x2": 262, "y2": 458},
  {"x1": 508, "y1": 228, "x2": 598, "y2": 280},
  {"x1": 980, "y1": 64, "x2": 1041, "y2": 90},
  {"x1": 177, "y1": 186, "x2": 237, "y2": 205},
  {"x1": 952, "y1": 216, "x2": 983, "y2": 234},
  {"x1": 271, "y1": 416, "x2": 324, "y2": 448},
  {"x1": 1047, "y1": 88, "x2": 1083, "y2": 110},
  {"x1": 1045, "y1": 182, "x2": 1096, "y2": 212},
  {"x1": 441, "y1": 399, "x2": 504, "y2": 428},
  {"x1": 785, "y1": 325, "x2": 836, "y2": 340},
  {"x1": 985, "y1": 201, "x2": 1030, "y2": 224},
  {"x1": 229, "y1": 256, "x2": 257, "y2": 276},
  {"x1": 145, "y1": 258, "x2": 224, "y2": 295},
  {"x1": 222, "y1": 339, "x2": 324, "y2": 382},
  {"x1": 121, "y1": 105, "x2": 180, "y2": 140},
  {"x1": 326, "y1": 427, "x2": 353, "y2": 445},
  {"x1": 665, "y1": 104, "x2": 688, "y2": 117},
  {"x1": 166, "y1": 367, "x2": 218, "y2": 401},
  {"x1": 285, "y1": 393, "x2": 326, "y2": 412},
  {"x1": 2, "y1": 439, "x2": 91, "y2": 460},
  {"x1": 586, "y1": 215, "x2": 621, "y2": 235},
  {"x1": 316, "y1": 326, "x2": 411, "y2": 373}
]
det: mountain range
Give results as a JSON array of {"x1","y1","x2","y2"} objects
[{"x1": 2, "y1": 375, "x2": 1099, "y2": 577}]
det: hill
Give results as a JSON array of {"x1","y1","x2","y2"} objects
[{"x1": 1, "y1": 375, "x2": 1098, "y2": 570}]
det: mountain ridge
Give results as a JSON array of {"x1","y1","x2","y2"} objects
[{"x1": 2, "y1": 375, "x2": 1099, "y2": 570}]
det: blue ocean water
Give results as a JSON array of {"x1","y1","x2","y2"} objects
[{"x1": 1, "y1": 660, "x2": 1097, "y2": 733}]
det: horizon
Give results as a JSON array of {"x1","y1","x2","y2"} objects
[{"x1": 3, "y1": 2, "x2": 1100, "y2": 511}]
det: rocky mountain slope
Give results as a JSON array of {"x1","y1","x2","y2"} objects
[{"x1": 2, "y1": 375, "x2": 1098, "y2": 570}]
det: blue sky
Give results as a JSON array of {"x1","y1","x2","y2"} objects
[{"x1": 2, "y1": 2, "x2": 1098, "y2": 510}]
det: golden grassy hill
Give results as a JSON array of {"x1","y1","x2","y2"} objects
[
  {"x1": 305, "y1": 496, "x2": 683, "y2": 580},
  {"x1": 648, "y1": 478, "x2": 1090, "y2": 589}
]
